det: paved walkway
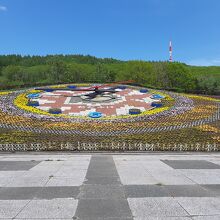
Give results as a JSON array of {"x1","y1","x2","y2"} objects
[{"x1": 0, "y1": 152, "x2": 220, "y2": 219}]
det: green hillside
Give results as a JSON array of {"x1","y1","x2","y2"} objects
[{"x1": 0, "y1": 55, "x2": 219, "y2": 95}]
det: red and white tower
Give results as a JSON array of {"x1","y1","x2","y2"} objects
[{"x1": 169, "y1": 40, "x2": 173, "y2": 62}]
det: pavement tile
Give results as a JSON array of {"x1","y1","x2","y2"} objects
[
  {"x1": 117, "y1": 168, "x2": 159, "y2": 185},
  {"x1": 54, "y1": 168, "x2": 87, "y2": 178},
  {"x1": 0, "y1": 187, "x2": 40, "y2": 200},
  {"x1": 15, "y1": 219, "x2": 74, "y2": 220},
  {"x1": 161, "y1": 160, "x2": 220, "y2": 169},
  {"x1": 114, "y1": 155, "x2": 160, "y2": 161},
  {"x1": 84, "y1": 155, "x2": 121, "y2": 184},
  {"x1": 68, "y1": 155, "x2": 91, "y2": 160},
  {"x1": 61, "y1": 165, "x2": 89, "y2": 171},
  {"x1": 175, "y1": 197, "x2": 220, "y2": 215},
  {"x1": 141, "y1": 161, "x2": 174, "y2": 172},
  {"x1": 7, "y1": 176, "x2": 49, "y2": 187},
  {"x1": 114, "y1": 159, "x2": 165, "y2": 185},
  {"x1": 0, "y1": 161, "x2": 41, "y2": 171},
  {"x1": 179, "y1": 170, "x2": 220, "y2": 184},
  {"x1": 165, "y1": 185, "x2": 215, "y2": 197},
  {"x1": 202, "y1": 184, "x2": 220, "y2": 196},
  {"x1": 29, "y1": 164, "x2": 62, "y2": 172},
  {"x1": 79, "y1": 185, "x2": 126, "y2": 199},
  {"x1": 30, "y1": 160, "x2": 64, "y2": 167},
  {"x1": 0, "y1": 177, "x2": 12, "y2": 187},
  {"x1": 0, "y1": 171, "x2": 26, "y2": 178},
  {"x1": 128, "y1": 197, "x2": 189, "y2": 218},
  {"x1": 114, "y1": 163, "x2": 143, "y2": 171},
  {"x1": 74, "y1": 199, "x2": 133, "y2": 219},
  {"x1": 192, "y1": 216, "x2": 220, "y2": 220},
  {"x1": 86, "y1": 166, "x2": 119, "y2": 177},
  {"x1": 72, "y1": 218, "x2": 133, "y2": 220},
  {"x1": 16, "y1": 198, "x2": 78, "y2": 219},
  {"x1": 207, "y1": 159, "x2": 220, "y2": 166},
  {"x1": 149, "y1": 170, "x2": 196, "y2": 185},
  {"x1": 0, "y1": 186, "x2": 79, "y2": 200},
  {"x1": 0, "y1": 200, "x2": 30, "y2": 218},
  {"x1": 46, "y1": 177, "x2": 85, "y2": 186},
  {"x1": 125, "y1": 185, "x2": 170, "y2": 198},
  {"x1": 36, "y1": 186, "x2": 80, "y2": 199},
  {"x1": 84, "y1": 176, "x2": 121, "y2": 185},
  {"x1": 62, "y1": 160, "x2": 90, "y2": 166},
  {"x1": 22, "y1": 170, "x2": 59, "y2": 178},
  {"x1": 135, "y1": 217, "x2": 192, "y2": 220},
  {"x1": 86, "y1": 157, "x2": 119, "y2": 177},
  {"x1": 125, "y1": 185, "x2": 216, "y2": 198}
]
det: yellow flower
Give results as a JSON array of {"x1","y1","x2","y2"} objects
[
  {"x1": 28, "y1": 89, "x2": 42, "y2": 93},
  {"x1": 212, "y1": 136, "x2": 220, "y2": 142},
  {"x1": 14, "y1": 93, "x2": 51, "y2": 116},
  {"x1": 186, "y1": 94, "x2": 220, "y2": 102},
  {"x1": 197, "y1": 125, "x2": 219, "y2": 133},
  {"x1": 0, "y1": 91, "x2": 11, "y2": 95}
]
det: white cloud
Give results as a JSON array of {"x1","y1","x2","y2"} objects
[
  {"x1": 0, "y1": 5, "x2": 7, "y2": 11},
  {"x1": 187, "y1": 58, "x2": 220, "y2": 66}
]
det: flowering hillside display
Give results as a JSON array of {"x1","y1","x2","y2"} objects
[{"x1": 0, "y1": 84, "x2": 219, "y2": 151}]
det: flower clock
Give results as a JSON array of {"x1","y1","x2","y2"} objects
[{"x1": 0, "y1": 84, "x2": 219, "y2": 151}]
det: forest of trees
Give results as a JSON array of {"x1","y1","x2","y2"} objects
[{"x1": 0, "y1": 55, "x2": 219, "y2": 95}]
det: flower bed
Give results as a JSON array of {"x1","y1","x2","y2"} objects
[{"x1": 0, "y1": 85, "x2": 219, "y2": 151}]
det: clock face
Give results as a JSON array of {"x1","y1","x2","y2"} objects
[{"x1": 33, "y1": 87, "x2": 155, "y2": 117}]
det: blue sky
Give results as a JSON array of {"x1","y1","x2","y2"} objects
[{"x1": 0, "y1": 0, "x2": 219, "y2": 66}]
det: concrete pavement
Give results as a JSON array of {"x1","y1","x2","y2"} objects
[{"x1": 0, "y1": 152, "x2": 220, "y2": 219}]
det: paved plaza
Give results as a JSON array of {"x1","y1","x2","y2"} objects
[{"x1": 0, "y1": 152, "x2": 220, "y2": 219}]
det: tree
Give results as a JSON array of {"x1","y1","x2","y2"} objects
[
  {"x1": 50, "y1": 62, "x2": 67, "y2": 83},
  {"x1": 2, "y1": 65, "x2": 22, "y2": 82}
]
